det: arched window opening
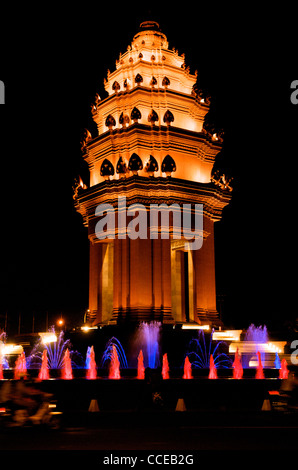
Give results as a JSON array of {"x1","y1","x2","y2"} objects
[
  {"x1": 112, "y1": 81, "x2": 120, "y2": 92},
  {"x1": 148, "y1": 109, "x2": 159, "y2": 125},
  {"x1": 100, "y1": 159, "x2": 115, "y2": 180},
  {"x1": 116, "y1": 156, "x2": 128, "y2": 178},
  {"x1": 135, "y1": 73, "x2": 143, "y2": 85},
  {"x1": 131, "y1": 107, "x2": 142, "y2": 123},
  {"x1": 161, "y1": 155, "x2": 176, "y2": 176},
  {"x1": 162, "y1": 76, "x2": 170, "y2": 88},
  {"x1": 163, "y1": 110, "x2": 174, "y2": 125},
  {"x1": 145, "y1": 155, "x2": 159, "y2": 176},
  {"x1": 128, "y1": 153, "x2": 143, "y2": 175},
  {"x1": 105, "y1": 114, "x2": 116, "y2": 129},
  {"x1": 119, "y1": 112, "x2": 130, "y2": 127}
]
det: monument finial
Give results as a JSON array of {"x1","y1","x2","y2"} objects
[{"x1": 139, "y1": 20, "x2": 160, "y2": 32}]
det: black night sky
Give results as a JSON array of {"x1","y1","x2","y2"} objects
[{"x1": 0, "y1": 4, "x2": 297, "y2": 335}]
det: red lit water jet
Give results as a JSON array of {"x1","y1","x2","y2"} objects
[
  {"x1": 183, "y1": 356, "x2": 193, "y2": 379},
  {"x1": 208, "y1": 354, "x2": 218, "y2": 379},
  {"x1": 87, "y1": 346, "x2": 97, "y2": 380},
  {"x1": 38, "y1": 349, "x2": 49, "y2": 380},
  {"x1": 279, "y1": 358, "x2": 289, "y2": 379},
  {"x1": 14, "y1": 352, "x2": 27, "y2": 379},
  {"x1": 232, "y1": 348, "x2": 243, "y2": 379},
  {"x1": 62, "y1": 349, "x2": 73, "y2": 380},
  {"x1": 109, "y1": 345, "x2": 120, "y2": 379},
  {"x1": 255, "y1": 351, "x2": 264, "y2": 379},
  {"x1": 137, "y1": 350, "x2": 145, "y2": 379},
  {"x1": 162, "y1": 353, "x2": 170, "y2": 379}
]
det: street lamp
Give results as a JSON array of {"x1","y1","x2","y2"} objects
[{"x1": 57, "y1": 316, "x2": 64, "y2": 328}]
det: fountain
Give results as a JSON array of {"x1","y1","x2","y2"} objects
[
  {"x1": 208, "y1": 355, "x2": 218, "y2": 379},
  {"x1": 85, "y1": 346, "x2": 91, "y2": 370},
  {"x1": 62, "y1": 349, "x2": 73, "y2": 380},
  {"x1": 244, "y1": 324, "x2": 268, "y2": 368},
  {"x1": 86, "y1": 346, "x2": 97, "y2": 380},
  {"x1": 137, "y1": 321, "x2": 161, "y2": 369},
  {"x1": 279, "y1": 358, "x2": 289, "y2": 380},
  {"x1": 162, "y1": 353, "x2": 170, "y2": 380},
  {"x1": 183, "y1": 356, "x2": 193, "y2": 379},
  {"x1": 137, "y1": 350, "x2": 145, "y2": 379},
  {"x1": 0, "y1": 332, "x2": 7, "y2": 376},
  {"x1": 28, "y1": 328, "x2": 83, "y2": 371},
  {"x1": 274, "y1": 352, "x2": 281, "y2": 369},
  {"x1": 187, "y1": 329, "x2": 231, "y2": 369},
  {"x1": 255, "y1": 351, "x2": 264, "y2": 379},
  {"x1": 245, "y1": 324, "x2": 268, "y2": 342},
  {"x1": 14, "y1": 351, "x2": 27, "y2": 379},
  {"x1": 44, "y1": 330, "x2": 68, "y2": 369},
  {"x1": 109, "y1": 345, "x2": 121, "y2": 379},
  {"x1": 100, "y1": 337, "x2": 128, "y2": 369},
  {"x1": 232, "y1": 348, "x2": 243, "y2": 379},
  {"x1": 38, "y1": 349, "x2": 49, "y2": 380}
]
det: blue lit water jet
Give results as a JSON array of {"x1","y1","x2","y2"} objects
[
  {"x1": 85, "y1": 346, "x2": 91, "y2": 369},
  {"x1": 100, "y1": 337, "x2": 128, "y2": 369},
  {"x1": 186, "y1": 329, "x2": 231, "y2": 369},
  {"x1": 28, "y1": 328, "x2": 83, "y2": 369},
  {"x1": 274, "y1": 352, "x2": 281, "y2": 369},
  {"x1": 138, "y1": 322, "x2": 161, "y2": 369},
  {"x1": 0, "y1": 331, "x2": 9, "y2": 369}
]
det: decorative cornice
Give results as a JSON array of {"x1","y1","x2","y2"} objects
[
  {"x1": 74, "y1": 175, "x2": 232, "y2": 227},
  {"x1": 83, "y1": 122, "x2": 221, "y2": 166}
]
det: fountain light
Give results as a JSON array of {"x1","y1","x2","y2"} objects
[
  {"x1": 81, "y1": 326, "x2": 98, "y2": 332},
  {"x1": 39, "y1": 332, "x2": 57, "y2": 344},
  {"x1": 181, "y1": 324, "x2": 210, "y2": 330},
  {"x1": 229, "y1": 341, "x2": 287, "y2": 354},
  {"x1": 212, "y1": 330, "x2": 242, "y2": 341},
  {"x1": 2, "y1": 344, "x2": 23, "y2": 355}
]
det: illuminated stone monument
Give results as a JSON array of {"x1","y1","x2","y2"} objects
[{"x1": 74, "y1": 21, "x2": 232, "y2": 326}]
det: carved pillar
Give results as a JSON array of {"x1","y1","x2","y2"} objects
[
  {"x1": 88, "y1": 241, "x2": 102, "y2": 324},
  {"x1": 193, "y1": 217, "x2": 220, "y2": 324}
]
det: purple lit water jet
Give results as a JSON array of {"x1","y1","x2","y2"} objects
[
  {"x1": 244, "y1": 324, "x2": 268, "y2": 368},
  {"x1": 138, "y1": 322, "x2": 161, "y2": 369}
]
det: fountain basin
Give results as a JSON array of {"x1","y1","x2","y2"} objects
[{"x1": 0, "y1": 377, "x2": 281, "y2": 414}]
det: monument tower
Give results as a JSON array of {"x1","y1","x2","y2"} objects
[{"x1": 74, "y1": 21, "x2": 232, "y2": 327}]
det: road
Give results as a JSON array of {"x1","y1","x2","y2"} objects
[{"x1": 0, "y1": 410, "x2": 297, "y2": 452}]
